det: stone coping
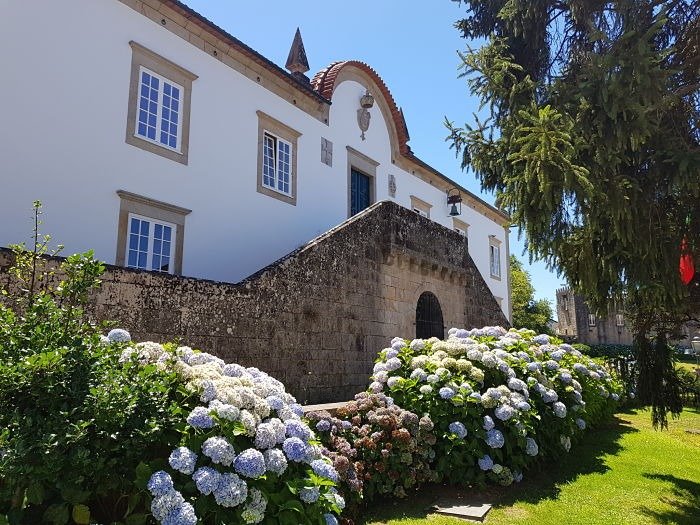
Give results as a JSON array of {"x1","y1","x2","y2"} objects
[{"x1": 302, "y1": 401, "x2": 348, "y2": 415}]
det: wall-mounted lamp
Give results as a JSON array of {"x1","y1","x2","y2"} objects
[
  {"x1": 447, "y1": 188, "x2": 462, "y2": 216},
  {"x1": 357, "y1": 90, "x2": 374, "y2": 140}
]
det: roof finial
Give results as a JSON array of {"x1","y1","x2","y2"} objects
[{"x1": 285, "y1": 28, "x2": 310, "y2": 82}]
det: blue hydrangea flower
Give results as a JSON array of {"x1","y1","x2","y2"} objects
[
  {"x1": 532, "y1": 334, "x2": 550, "y2": 345},
  {"x1": 285, "y1": 420, "x2": 312, "y2": 440},
  {"x1": 147, "y1": 471, "x2": 174, "y2": 497},
  {"x1": 576, "y1": 418, "x2": 586, "y2": 430},
  {"x1": 559, "y1": 372, "x2": 573, "y2": 384},
  {"x1": 316, "y1": 420, "x2": 331, "y2": 432},
  {"x1": 282, "y1": 437, "x2": 309, "y2": 462},
  {"x1": 485, "y1": 429, "x2": 505, "y2": 448},
  {"x1": 202, "y1": 436, "x2": 236, "y2": 466},
  {"x1": 162, "y1": 501, "x2": 197, "y2": 525},
  {"x1": 223, "y1": 363, "x2": 246, "y2": 377},
  {"x1": 495, "y1": 404, "x2": 516, "y2": 421},
  {"x1": 186, "y1": 406, "x2": 214, "y2": 429},
  {"x1": 385, "y1": 357, "x2": 402, "y2": 371},
  {"x1": 150, "y1": 490, "x2": 185, "y2": 521},
  {"x1": 263, "y1": 448, "x2": 288, "y2": 474},
  {"x1": 469, "y1": 392, "x2": 482, "y2": 402},
  {"x1": 107, "y1": 328, "x2": 131, "y2": 343},
  {"x1": 545, "y1": 360, "x2": 560, "y2": 370},
  {"x1": 448, "y1": 421, "x2": 467, "y2": 439},
  {"x1": 324, "y1": 514, "x2": 339, "y2": 525},
  {"x1": 385, "y1": 349, "x2": 399, "y2": 359},
  {"x1": 526, "y1": 362, "x2": 540, "y2": 372},
  {"x1": 299, "y1": 486, "x2": 320, "y2": 503},
  {"x1": 253, "y1": 422, "x2": 278, "y2": 450},
  {"x1": 550, "y1": 350, "x2": 566, "y2": 362},
  {"x1": 517, "y1": 401, "x2": 532, "y2": 411},
  {"x1": 478, "y1": 455, "x2": 494, "y2": 471},
  {"x1": 483, "y1": 415, "x2": 495, "y2": 431},
  {"x1": 234, "y1": 449, "x2": 266, "y2": 478},
  {"x1": 525, "y1": 437, "x2": 539, "y2": 456},
  {"x1": 192, "y1": 467, "x2": 220, "y2": 495},
  {"x1": 553, "y1": 402, "x2": 567, "y2": 418},
  {"x1": 573, "y1": 363, "x2": 589, "y2": 375},
  {"x1": 213, "y1": 473, "x2": 248, "y2": 508},
  {"x1": 168, "y1": 447, "x2": 197, "y2": 475},
  {"x1": 266, "y1": 395, "x2": 284, "y2": 410},
  {"x1": 311, "y1": 459, "x2": 339, "y2": 482},
  {"x1": 439, "y1": 387, "x2": 455, "y2": 399}
]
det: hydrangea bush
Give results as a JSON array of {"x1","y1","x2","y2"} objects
[
  {"x1": 119, "y1": 337, "x2": 343, "y2": 525},
  {"x1": 307, "y1": 392, "x2": 436, "y2": 514},
  {"x1": 369, "y1": 328, "x2": 623, "y2": 485}
]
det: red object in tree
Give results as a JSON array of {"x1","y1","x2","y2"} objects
[{"x1": 680, "y1": 237, "x2": 695, "y2": 285}]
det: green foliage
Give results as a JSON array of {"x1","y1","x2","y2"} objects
[
  {"x1": 0, "y1": 203, "x2": 196, "y2": 524},
  {"x1": 371, "y1": 330, "x2": 622, "y2": 487},
  {"x1": 447, "y1": 0, "x2": 700, "y2": 428},
  {"x1": 510, "y1": 256, "x2": 553, "y2": 334},
  {"x1": 307, "y1": 392, "x2": 436, "y2": 516}
]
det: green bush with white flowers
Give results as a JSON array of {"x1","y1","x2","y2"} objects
[{"x1": 367, "y1": 327, "x2": 623, "y2": 486}]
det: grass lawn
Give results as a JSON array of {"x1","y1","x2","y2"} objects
[{"x1": 360, "y1": 407, "x2": 700, "y2": 525}]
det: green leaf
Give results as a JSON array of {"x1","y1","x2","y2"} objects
[{"x1": 43, "y1": 504, "x2": 69, "y2": 525}]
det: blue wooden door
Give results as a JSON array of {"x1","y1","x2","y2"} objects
[{"x1": 350, "y1": 169, "x2": 371, "y2": 216}]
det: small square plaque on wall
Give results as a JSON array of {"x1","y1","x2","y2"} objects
[
  {"x1": 388, "y1": 174, "x2": 397, "y2": 197},
  {"x1": 321, "y1": 137, "x2": 333, "y2": 166}
]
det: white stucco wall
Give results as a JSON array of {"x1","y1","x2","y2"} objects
[{"x1": 0, "y1": 0, "x2": 509, "y2": 319}]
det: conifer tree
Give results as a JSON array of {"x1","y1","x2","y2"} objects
[{"x1": 447, "y1": 0, "x2": 700, "y2": 426}]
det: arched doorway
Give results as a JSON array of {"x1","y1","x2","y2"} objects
[{"x1": 416, "y1": 292, "x2": 444, "y2": 339}]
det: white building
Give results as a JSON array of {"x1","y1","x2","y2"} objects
[{"x1": 0, "y1": 0, "x2": 511, "y2": 320}]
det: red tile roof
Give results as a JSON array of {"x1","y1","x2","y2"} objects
[{"x1": 310, "y1": 61, "x2": 411, "y2": 155}]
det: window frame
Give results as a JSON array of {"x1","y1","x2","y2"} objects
[
  {"x1": 115, "y1": 190, "x2": 191, "y2": 275},
  {"x1": 256, "y1": 111, "x2": 300, "y2": 205},
  {"x1": 261, "y1": 130, "x2": 293, "y2": 196},
  {"x1": 488, "y1": 236, "x2": 502, "y2": 280},
  {"x1": 346, "y1": 146, "x2": 378, "y2": 218},
  {"x1": 126, "y1": 41, "x2": 197, "y2": 165},
  {"x1": 615, "y1": 313, "x2": 624, "y2": 327},
  {"x1": 134, "y1": 66, "x2": 185, "y2": 153},
  {"x1": 453, "y1": 218, "x2": 469, "y2": 238},
  {"x1": 588, "y1": 314, "x2": 597, "y2": 327},
  {"x1": 410, "y1": 195, "x2": 432, "y2": 219},
  {"x1": 125, "y1": 213, "x2": 177, "y2": 274}
]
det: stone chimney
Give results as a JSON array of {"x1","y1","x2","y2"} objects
[{"x1": 285, "y1": 28, "x2": 310, "y2": 84}]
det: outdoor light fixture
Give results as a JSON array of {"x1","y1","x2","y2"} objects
[{"x1": 447, "y1": 188, "x2": 462, "y2": 216}]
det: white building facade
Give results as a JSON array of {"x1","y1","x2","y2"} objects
[{"x1": 0, "y1": 0, "x2": 511, "y2": 320}]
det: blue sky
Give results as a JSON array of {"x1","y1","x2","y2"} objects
[{"x1": 183, "y1": 0, "x2": 567, "y2": 313}]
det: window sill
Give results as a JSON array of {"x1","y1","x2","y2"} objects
[
  {"x1": 126, "y1": 133, "x2": 188, "y2": 165},
  {"x1": 257, "y1": 183, "x2": 296, "y2": 206}
]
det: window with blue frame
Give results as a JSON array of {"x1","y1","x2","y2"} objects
[
  {"x1": 126, "y1": 214, "x2": 175, "y2": 273},
  {"x1": 136, "y1": 67, "x2": 182, "y2": 151}
]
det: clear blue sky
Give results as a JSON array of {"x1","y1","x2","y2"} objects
[{"x1": 184, "y1": 0, "x2": 566, "y2": 314}]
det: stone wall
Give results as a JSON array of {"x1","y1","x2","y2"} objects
[
  {"x1": 0, "y1": 201, "x2": 507, "y2": 403},
  {"x1": 555, "y1": 287, "x2": 633, "y2": 345}
]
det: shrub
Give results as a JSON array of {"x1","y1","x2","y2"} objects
[
  {"x1": 0, "y1": 204, "x2": 195, "y2": 524},
  {"x1": 368, "y1": 328, "x2": 623, "y2": 486},
  {"x1": 307, "y1": 392, "x2": 436, "y2": 514},
  {"x1": 126, "y1": 342, "x2": 343, "y2": 525}
]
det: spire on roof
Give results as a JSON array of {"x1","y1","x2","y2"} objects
[{"x1": 285, "y1": 28, "x2": 310, "y2": 82}]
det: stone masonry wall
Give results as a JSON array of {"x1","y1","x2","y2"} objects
[{"x1": 0, "y1": 201, "x2": 507, "y2": 403}]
